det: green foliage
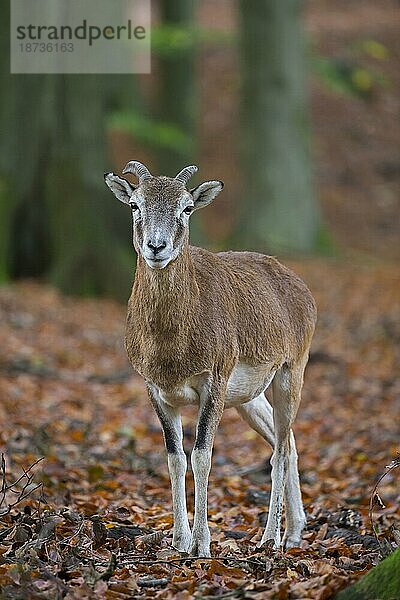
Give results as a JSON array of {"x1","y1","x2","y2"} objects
[
  {"x1": 315, "y1": 226, "x2": 340, "y2": 257},
  {"x1": 313, "y1": 57, "x2": 367, "y2": 97},
  {"x1": 357, "y1": 39, "x2": 390, "y2": 60},
  {"x1": 336, "y1": 549, "x2": 400, "y2": 600},
  {"x1": 312, "y1": 38, "x2": 390, "y2": 99},
  {"x1": 151, "y1": 24, "x2": 233, "y2": 57},
  {"x1": 108, "y1": 111, "x2": 192, "y2": 154}
]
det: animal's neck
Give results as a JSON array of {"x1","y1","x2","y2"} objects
[{"x1": 133, "y1": 246, "x2": 200, "y2": 335}]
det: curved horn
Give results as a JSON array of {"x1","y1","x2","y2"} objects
[
  {"x1": 175, "y1": 165, "x2": 198, "y2": 185},
  {"x1": 122, "y1": 160, "x2": 152, "y2": 182}
]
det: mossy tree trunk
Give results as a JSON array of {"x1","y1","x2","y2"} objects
[
  {"x1": 336, "y1": 549, "x2": 400, "y2": 600},
  {"x1": 238, "y1": 0, "x2": 320, "y2": 253}
]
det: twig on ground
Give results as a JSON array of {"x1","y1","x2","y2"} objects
[
  {"x1": 8, "y1": 456, "x2": 45, "y2": 490},
  {"x1": 0, "y1": 453, "x2": 45, "y2": 517},
  {"x1": 369, "y1": 452, "x2": 400, "y2": 554},
  {"x1": 114, "y1": 554, "x2": 266, "y2": 571},
  {"x1": 137, "y1": 577, "x2": 169, "y2": 588}
]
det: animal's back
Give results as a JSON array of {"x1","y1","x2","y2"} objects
[{"x1": 190, "y1": 247, "x2": 317, "y2": 366}]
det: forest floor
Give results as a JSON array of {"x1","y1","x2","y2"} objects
[{"x1": 0, "y1": 259, "x2": 399, "y2": 599}]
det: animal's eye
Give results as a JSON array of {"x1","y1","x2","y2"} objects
[
  {"x1": 130, "y1": 202, "x2": 139, "y2": 212},
  {"x1": 183, "y1": 206, "x2": 194, "y2": 215}
]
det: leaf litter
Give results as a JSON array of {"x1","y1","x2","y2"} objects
[{"x1": 0, "y1": 260, "x2": 399, "y2": 598}]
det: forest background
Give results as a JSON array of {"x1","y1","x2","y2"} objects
[{"x1": 0, "y1": 1, "x2": 399, "y2": 598}]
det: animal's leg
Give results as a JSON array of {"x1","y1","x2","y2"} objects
[
  {"x1": 281, "y1": 431, "x2": 306, "y2": 549},
  {"x1": 259, "y1": 356, "x2": 307, "y2": 549},
  {"x1": 147, "y1": 385, "x2": 191, "y2": 552},
  {"x1": 236, "y1": 393, "x2": 306, "y2": 549},
  {"x1": 190, "y1": 378, "x2": 225, "y2": 557}
]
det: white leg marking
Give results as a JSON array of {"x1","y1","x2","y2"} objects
[
  {"x1": 282, "y1": 431, "x2": 306, "y2": 548},
  {"x1": 190, "y1": 448, "x2": 212, "y2": 556},
  {"x1": 259, "y1": 361, "x2": 305, "y2": 549},
  {"x1": 147, "y1": 385, "x2": 191, "y2": 552},
  {"x1": 168, "y1": 452, "x2": 191, "y2": 551},
  {"x1": 189, "y1": 378, "x2": 225, "y2": 557},
  {"x1": 237, "y1": 393, "x2": 305, "y2": 549}
]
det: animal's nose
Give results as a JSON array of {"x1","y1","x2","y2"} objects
[{"x1": 147, "y1": 240, "x2": 167, "y2": 255}]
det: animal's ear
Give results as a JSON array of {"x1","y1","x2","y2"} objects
[
  {"x1": 104, "y1": 172, "x2": 136, "y2": 205},
  {"x1": 190, "y1": 180, "x2": 224, "y2": 210}
]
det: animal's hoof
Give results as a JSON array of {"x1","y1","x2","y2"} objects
[
  {"x1": 282, "y1": 532, "x2": 302, "y2": 550},
  {"x1": 172, "y1": 529, "x2": 191, "y2": 553},
  {"x1": 257, "y1": 531, "x2": 280, "y2": 551},
  {"x1": 189, "y1": 529, "x2": 211, "y2": 557},
  {"x1": 282, "y1": 518, "x2": 305, "y2": 550},
  {"x1": 190, "y1": 541, "x2": 211, "y2": 557}
]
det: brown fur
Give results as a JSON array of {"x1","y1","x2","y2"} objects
[
  {"x1": 105, "y1": 164, "x2": 317, "y2": 554},
  {"x1": 125, "y1": 245, "x2": 317, "y2": 389}
]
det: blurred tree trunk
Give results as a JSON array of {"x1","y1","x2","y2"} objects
[
  {"x1": 45, "y1": 75, "x2": 135, "y2": 298},
  {"x1": 0, "y1": 1, "x2": 51, "y2": 280},
  {"x1": 238, "y1": 0, "x2": 320, "y2": 253},
  {"x1": 0, "y1": 0, "x2": 139, "y2": 298},
  {"x1": 157, "y1": 0, "x2": 196, "y2": 175}
]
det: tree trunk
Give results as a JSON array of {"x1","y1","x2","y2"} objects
[
  {"x1": 0, "y1": 0, "x2": 52, "y2": 279},
  {"x1": 45, "y1": 75, "x2": 134, "y2": 298},
  {"x1": 335, "y1": 549, "x2": 400, "y2": 600},
  {"x1": 238, "y1": 0, "x2": 320, "y2": 253},
  {"x1": 0, "y1": 0, "x2": 139, "y2": 298},
  {"x1": 156, "y1": 0, "x2": 196, "y2": 176}
]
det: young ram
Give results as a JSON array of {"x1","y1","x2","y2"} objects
[{"x1": 105, "y1": 161, "x2": 317, "y2": 557}]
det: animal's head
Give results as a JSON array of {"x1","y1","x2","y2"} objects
[{"x1": 104, "y1": 161, "x2": 223, "y2": 270}]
